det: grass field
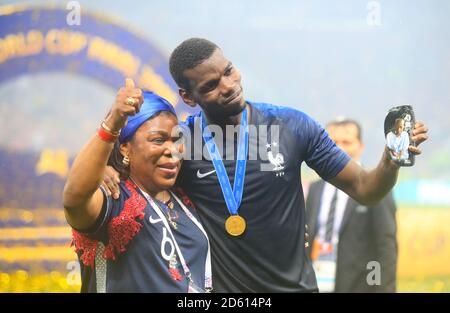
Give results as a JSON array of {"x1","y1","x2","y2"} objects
[{"x1": 398, "y1": 276, "x2": 450, "y2": 293}]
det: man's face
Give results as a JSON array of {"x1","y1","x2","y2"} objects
[
  {"x1": 397, "y1": 120, "x2": 405, "y2": 133},
  {"x1": 180, "y1": 49, "x2": 246, "y2": 120},
  {"x1": 327, "y1": 123, "x2": 364, "y2": 160}
]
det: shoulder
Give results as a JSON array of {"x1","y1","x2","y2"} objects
[
  {"x1": 71, "y1": 180, "x2": 146, "y2": 267},
  {"x1": 249, "y1": 101, "x2": 320, "y2": 135},
  {"x1": 180, "y1": 112, "x2": 201, "y2": 130},
  {"x1": 250, "y1": 101, "x2": 311, "y2": 121}
]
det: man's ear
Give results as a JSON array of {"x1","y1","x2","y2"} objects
[{"x1": 179, "y1": 88, "x2": 197, "y2": 108}]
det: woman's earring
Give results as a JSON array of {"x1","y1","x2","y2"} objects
[{"x1": 122, "y1": 155, "x2": 130, "y2": 167}]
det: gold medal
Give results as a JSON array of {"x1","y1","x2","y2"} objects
[{"x1": 225, "y1": 215, "x2": 246, "y2": 236}]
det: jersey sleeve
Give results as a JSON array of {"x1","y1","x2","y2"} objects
[
  {"x1": 300, "y1": 113, "x2": 351, "y2": 181},
  {"x1": 70, "y1": 181, "x2": 145, "y2": 268},
  {"x1": 71, "y1": 184, "x2": 126, "y2": 243}
]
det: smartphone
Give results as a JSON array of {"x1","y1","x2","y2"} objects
[{"x1": 384, "y1": 105, "x2": 415, "y2": 167}]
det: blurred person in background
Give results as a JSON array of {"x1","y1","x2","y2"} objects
[
  {"x1": 63, "y1": 79, "x2": 211, "y2": 293},
  {"x1": 306, "y1": 118, "x2": 397, "y2": 292}
]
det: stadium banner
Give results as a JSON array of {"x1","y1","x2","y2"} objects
[{"x1": 0, "y1": 4, "x2": 180, "y2": 107}]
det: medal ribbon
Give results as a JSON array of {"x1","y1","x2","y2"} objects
[{"x1": 201, "y1": 107, "x2": 249, "y2": 216}]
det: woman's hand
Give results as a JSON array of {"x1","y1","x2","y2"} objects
[
  {"x1": 63, "y1": 78, "x2": 143, "y2": 230},
  {"x1": 105, "y1": 78, "x2": 144, "y2": 132}
]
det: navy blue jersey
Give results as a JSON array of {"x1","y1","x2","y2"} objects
[
  {"x1": 72, "y1": 181, "x2": 208, "y2": 292},
  {"x1": 176, "y1": 101, "x2": 350, "y2": 292}
]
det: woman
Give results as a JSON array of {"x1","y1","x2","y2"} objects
[
  {"x1": 63, "y1": 79, "x2": 211, "y2": 293},
  {"x1": 386, "y1": 118, "x2": 410, "y2": 162}
]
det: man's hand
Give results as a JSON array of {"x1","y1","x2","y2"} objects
[
  {"x1": 101, "y1": 166, "x2": 121, "y2": 199},
  {"x1": 409, "y1": 121, "x2": 428, "y2": 155}
]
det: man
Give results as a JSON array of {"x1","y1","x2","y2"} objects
[
  {"x1": 386, "y1": 118, "x2": 410, "y2": 162},
  {"x1": 105, "y1": 38, "x2": 427, "y2": 292},
  {"x1": 306, "y1": 118, "x2": 397, "y2": 292}
]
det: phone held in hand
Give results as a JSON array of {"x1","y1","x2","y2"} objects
[{"x1": 384, "y1": 105, "x2": 416, "y2": 167}]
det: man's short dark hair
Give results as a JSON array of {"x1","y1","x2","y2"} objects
[
  {"x1": 326, "y1": 117, "x2": 363, "y2": 142},
  {"x1": 169, "y1": 38, "x2": 219, "y2": 91}
]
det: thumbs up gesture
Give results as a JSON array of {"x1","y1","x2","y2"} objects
[{"x1": 105, "y1": 78, "x2": 144, "y2": 132}]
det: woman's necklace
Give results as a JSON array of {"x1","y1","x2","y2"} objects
[
  {"x1": 130, "y1": 177, "x2": 179, "y2": 229},
  {"x1": 159, "y1": 192, "x2": 178, "y2": 229}
]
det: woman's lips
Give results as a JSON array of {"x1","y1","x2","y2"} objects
[{"x1": 157, "y1": 162, "x2": 179, "y2": 176}]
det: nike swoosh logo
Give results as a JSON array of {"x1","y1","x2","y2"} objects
[
  {"x1": 149, "y1": 215, "x2": 162, "y2": 224},
  {"x1": 197, "y1": 169, "x2": 216, "y2": 179}
]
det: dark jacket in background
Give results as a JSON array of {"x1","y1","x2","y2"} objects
[{"x1": 306, "y1": 180, "x2": 398, "y2": 292}]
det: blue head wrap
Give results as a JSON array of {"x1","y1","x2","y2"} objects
[{"x1": 119, "y1": 91, "x2": 177, "y2": 144}]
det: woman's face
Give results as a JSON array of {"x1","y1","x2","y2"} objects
[{"x1": 125, "y1": 112, "x2": 183, "y2": 193}]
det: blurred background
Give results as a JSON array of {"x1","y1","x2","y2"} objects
[{"x1": 0, "y1": 0, "x2": 449, "y2": 292}]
